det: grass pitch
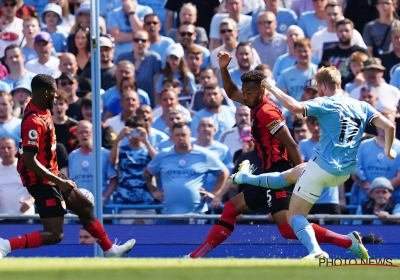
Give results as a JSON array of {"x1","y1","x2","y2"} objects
[{"x1": 0, "y1": 258, "x2": 399, "y2": 280}]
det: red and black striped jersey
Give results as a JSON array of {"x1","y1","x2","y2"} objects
[
  {"x1": 17, "y1": 101, "x2": 59, "y2": 186},
  {"x1": 250, "y1": 96, "x2": 289, "y2": 171}
]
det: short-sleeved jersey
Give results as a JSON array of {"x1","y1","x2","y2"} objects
[
  {"x1": 17, "y1": 101, "x2": 59, "y2": 186},
  {"x1": 302, "y1": 94, "x2": 380, "y2": 176},
  {"x1": 251, "y1": 96, "x2": 289, "y2": 171}
]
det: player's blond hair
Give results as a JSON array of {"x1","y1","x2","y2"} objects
[{"x1": 314, "y1": 66, "x2": 342, "y2": 90}]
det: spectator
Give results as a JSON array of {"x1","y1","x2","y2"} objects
[
  {"x1": 66, "y1": 1, "x2": 90, "y2": 54},
  {"x1": 115, "y1": 29, "x2": 162, "y2": 105},
  {"x1": 249, "y1": 11, "x2": 287, "y2": 68},
  {"x1": 81, "y1": 35, "x2": 117, "y2": 91},
  {"x1": 194, "y1": 117, "x2": 233, "y2": 192},
  {"x1": 110, "y1": 116, "x2": 158, "y2": 224},
  {"x1": 351, "y1": 111, "x2": 400, "y2": 205},
  {"x1": 56, "y1": 142, "x2": 68, "y2": 176},
  {"x1": 48, "y1": 0, "x2": 75, "y2": 34},
  {"x1": 10, "y1": 81, "x2": 31, "y2": 119},
  {"x1": 152, "y1": 89, "x2": 191, "y2": 135},
  {"x1": 189, "y1": 67, "x2": 236, "y2": 113},
  {"x1": 3, "y1": 0, "x2": 38, "y2": 20},
  {"x1": 363, "y1": 0, "x2": 400, "y2": 57},
  {"x1": 52, "y1": 90, "x2": 78, "y2": 153},
  {"x1": 70, "y1": 26, "x2": 91, "y2": 75},
  {"x1": 165, "y1": 3, "x2": 208, "y2": 47},
  {"x1": 344, "y1": 0, "x2": 379, "y2": 34},
  {"x1": 69, "y1": 121, "x2": 118, "y2": 202},
  {"x1": 291, "y1": 0, "x2": 314, "y2": 18},
  {"x1": 350, "y1": 58, "x2": 400, "y2": 113},
  {"x1": 23, "y1": 0, "x2": 47, "y2": 16},
  {"x1": 298, "y1": 0, "x2": 327, "y2": 39},
  {"x1": 143, "y1": 13, "x2": 174, "y2": 60},
  {"x1": 219, "y1": 0, "x2": 265, "y2": 16},
  {"x1": 0, "y1": 0, "x2": 24, "y2": 57},
  {"x1": 0, "y1": 137, "x2": 35, "y2": 223},
  {"x1": 185, "y1": 45, "x2": 204, "y2": 84},
  {"x1": 58, "y1": 52, "x2": 78, "y2": 74},
  {"x1": 219, "y1": 105, "x2": 251, "y2": 158},
  {"x1": 0, "y1": 91, "x2": 20, "y2": 146},
  {"x1": 21, "y1": 17, "x2": 46, "y2": 64},
  {"x1": 311, "y1": 2, "x2": 366, "y2": 60},
  {"x1": 102, "y1": 60, "x2": 150, "y2": 115},
  {"x1": 107, "y1": 0, "x2": 153, "y2": 58},
  {"x1": 25, "y1": 32, "x2": 61, "y2": 78},
  {"x1": 292, "y1": 118, "x2": 310, "y2": 144},
  {"x1": 164, "y1": 0, "x2": 220, "y2": 36},
  {"x1": 321, "y1": 19, "x2": 369, "y2": 89},
  {"x1": 344, "y1": 51, "x2": 369, "y2": 94},
  {"x1": 137, "y1": 0, "x2": 167, "y2": 35},
  {"x1": 155, "y1": 44, "x2": 197, "y2": 100},
  {"x1": 273, "y1": 25, "x2": 320, "y2": 81},
  {"x1": 57, "y1": 72, "x2": 82, "y2": 121},
  {"x1": 144, "y1": 121, "x2": 229, "y2": 223},
  {"x1": 210, "y1": 18, "x2": 261, "y2": 70},
  {"x1": 277, "y1": 38, "x2": 317, "y2": 131},
  {"x1": 2, "y1": 45, "x2": 36, "y2": 90},
  {"x1": 210, "y1": 0, "x2": 252, "y2": 51},
  {"x1": 359, "y1": 85, "x2": 379, "y2": 136},
  {"x1": 380, "y1": 26, "x2": 400, "y2": 82},
  {"x1": 191, "y1": 83, "x2": 236, "y2": 140},
  {"x1": 252, "y1": 0, "x2": 297, "y2": 36},
  {"x1": 137, "y1": 104, "x2": 168, "y2": 151},
  {"x1": 78, "y1": 228, "x2": 94, "y2": 244},
  {"x1": 105, "y1": 89, "x2": 140, "y2": 135},
  {"x1": 353, "y1": 177, "x2": 400, "y2": 225},
  {"x1": 79, "y1": 93, "x2": 116, "y2": 150},
  {"x1": 41, "y1": 3, "x2": 67, "y2": 53}
]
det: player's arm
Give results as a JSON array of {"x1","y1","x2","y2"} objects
[
  {"x1": 219, "y1": 52, "x2": 245, "y2": 104},
  {"x1": 273, "y1": 126, "x2": 303, "y2": 166},
  {"x1": 371, "y1": 115, "x2": 396, "y2": 159},
  {"x1": 262, "y1": 77, "x2": 305, "y2": 115},
  {"x1": 24, "y1": 151, "x2": 64, "y2": 185}
]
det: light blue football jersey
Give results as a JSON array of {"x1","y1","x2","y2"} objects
[{"x1": 303, "y1": 94, "x2": 380, "y2": 176}]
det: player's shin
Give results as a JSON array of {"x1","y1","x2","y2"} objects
[
  {"x1": 241, "y1": 172, "x2": 289, "y2": 189},
  {"x1": 290, "y1": 215, "x2": 322, "y2": 254},
  {"x1": 190, "y1": 200, "x2": 240, "y2": 258},
  {"x1": 8, "y1": 231, "x2": 43, "y2": 250},
  {"x1": 84, "y1": 220, "x2": 113, "y2": 252}
]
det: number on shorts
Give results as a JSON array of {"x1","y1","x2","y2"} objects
[{"x1": 266, "y1": 189, "x2": 272, "y2": 203}]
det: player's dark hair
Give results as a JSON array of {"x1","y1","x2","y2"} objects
[
  {"x1": 171, "y1": 121, "x2": 189, "y2": 132},
  {"x1": 125, "y1": 116, "x2": 145, "y2": 128},
  {"x1": 31, "y1": 74, "x2": 56, "y2": 96},
  {"x1": 293, "y1": 118, "x2": 306, "y2": 128},
  {"x1": 240, "y1": 70, "x2": 266, "y2": 85}
]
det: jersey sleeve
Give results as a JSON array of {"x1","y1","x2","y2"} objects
[
  {"x1": 364, "y1": 102, "x2": 381, "y2": 125},
  {"x1": 302, "y1": 97, "x2": 328, "y2": 117},
  {"x1": 21, "y1": 116, "x2": 44, "y2": 153},
  {"x1": 146, "y1": 152, "x2": 163, "y2": 176},
  {"x1": 257, "y1": 105, "x2": 285, "y2": 136}
]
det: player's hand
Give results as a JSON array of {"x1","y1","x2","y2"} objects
[
  {"x1": 117, "y1": 126, "x2": 133, "y2": 141},
  {"x1": 210, "y1": 196, "x2": 222, "y2": 210},
  {"x1": 151, "y1": 190, "x2": 164, "y2": 202},
  {"x1": 200, "y1": 188, "x2": 215, "y2": 201},
  {"x1": 376, "y1": 211, "x2": 390, "y2": 221},
  {"x1": 385, "y1": 148, "x2": 397, "y2": 160},
  {"x1": 217, "y1": 51, "x2": 233, "y2": 69},
  {"x1": 57, "y1": 179, "x2": 77, "y2": 192},
  {"x1": 261, "y1": 77, "x2": 274, "y2": 91},
  {"x1": 19, "y1": 199, "x2": 33, "y2": 213}
]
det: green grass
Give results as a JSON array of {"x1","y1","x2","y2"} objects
[{"x1": 0, "y1": 258, "x2": 399, "y2": 280}]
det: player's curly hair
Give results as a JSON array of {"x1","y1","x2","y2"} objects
[
  {"x1": 31, "y1": 74, "x2": 56, "y2": 94},
  {"x1": 240, "y1": 70, "x2": 265, "y2": 85}
]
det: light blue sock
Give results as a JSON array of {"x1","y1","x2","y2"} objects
[
  {"x1": 241, "y1": 172, "x2": 289, "y2": 189},
  {"x1": 290, "y1": 215, "x2": 322, "y2": 254}
]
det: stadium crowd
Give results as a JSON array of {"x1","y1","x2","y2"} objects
[{"x1": 0, "y1": 0, "x2": 400, "y2": 226}]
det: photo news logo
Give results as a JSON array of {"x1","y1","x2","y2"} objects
[{"x1": 319, "y1": 258, "x2": 399, "y2": 268}]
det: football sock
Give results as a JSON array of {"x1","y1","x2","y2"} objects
[
  {"x1": 278, "y1": 222, "x2": 352, "y2": 249},
  {"x1": 84, "y1": 219, "x2": 113, "y2": 252},
  {"x1": 241, "y1": 172, "x2": 289, "y2": 189},
  {"x1": 8, "y1": 231, "x2": 42, "y2": 250},
  {"x1": 190, "y1": 200, "x2": 239, "y2": 258},
  {"x1": 290, "y1": 215, "x2": 322, "y2": 254}
]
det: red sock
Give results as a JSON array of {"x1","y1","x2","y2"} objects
[
  {"x1": 84, "y1": 220, "x2": 113, "y2": 252},
  {"x1": 190, "y1": 200, "x2": 240, "y2": 258},
  {"x1": 312, "y1": 223, "x2": 352, "y2": 248},
  {"x1": 278, "y1": 222, "x2": 297, "y2": 239},
  {"x1": 8, "y1": 231, "x2": 43, "y2": 251}
]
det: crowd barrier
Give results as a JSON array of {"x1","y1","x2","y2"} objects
[{"x1": 0, "y1": 224, "x2": 398, "y2": 258}]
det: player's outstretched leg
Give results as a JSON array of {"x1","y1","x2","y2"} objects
[
  {"x1": 231, "y1": 160, "x2": 306, "y2": 189},
  {"x1": 66, "y1": 188, "x2": 136, "y2": 257}
]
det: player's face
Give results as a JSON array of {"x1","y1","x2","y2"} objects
[
  {"x1": 172, "y1": 126, "x2": 191, "y2": 148},
  {"x1": 241, "y1": 82, "x2": 264, "y2": 109},
  {"x1": 0, "y1": 139, "x2": 16, "y2": 161},
  {"x1": 45, "y1": 87, "x2": 57, "y2": 109},
  {"x1": 79, "y1": 229, "x2": 94, "y2": 244}
]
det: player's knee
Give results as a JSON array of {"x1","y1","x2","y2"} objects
[{"x1": 50, "y1": 232, "x2": 64, "y2": 244}]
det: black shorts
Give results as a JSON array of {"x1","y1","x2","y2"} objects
[
  {"x1": 27, "y1": 184, "x2": 68, "y2": 219},
  {"x1": 243, "y1": 160, "x2": 293, "y2": 215}
]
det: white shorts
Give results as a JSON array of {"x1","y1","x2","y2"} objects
[{"x1": 293, "y1": 159, "x2": 349, "y2": 204}]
